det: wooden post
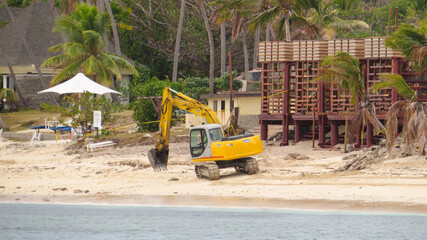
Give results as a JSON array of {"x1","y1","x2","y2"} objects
[
  {"x1": 387, "y1": 7, "x2": 392, "y2": 35},
  {"x1": 331, "y1": 121, "x2": 338, "y2": 147},
  {"x1": 344, "y1": 115, "x2": 348, "y2": 152},
  {"x1": 312, "y1": 106, "x2": 316, "y2": 148},
  {"x1": 261, "y1": 120, "x2": 268, "y2": 140}
]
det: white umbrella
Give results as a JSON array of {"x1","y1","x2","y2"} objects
[{"x1": 38, "y1": 73, "x2": 121, "y2": 95}]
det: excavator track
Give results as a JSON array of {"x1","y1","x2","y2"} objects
[
  {"x1": 234, "y1": 157, "x2": 259, "y2": 175},
  {"x1": 195, "y1": 163, "x2": 220, "y2": 180}
]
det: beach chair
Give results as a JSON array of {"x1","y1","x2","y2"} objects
[{"x1": 31, "y1": 130, "x2": 42, "y2": 142}]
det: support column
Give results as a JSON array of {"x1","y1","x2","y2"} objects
[
  {"x1": 295, "y1": 121, "x2": 301, "y2": 143},
  {"x1": 281, "y1": 115, "x2": 289, "y2": 146},
  {"x1": 330, "y1": 121, "x2": 338, "y2": 147},
  {"x1": 318, "y1": 116, "x2": 325, "y2": 145},
  {"x1": 260, "y1": 120, "x2": 268, "y2": 140},
  {"x1": 282, "y1": 63, "x2": 290, "y2": 146},
  {"x1": 367, "y1": 124, "x2": 373, "y2": 147}
]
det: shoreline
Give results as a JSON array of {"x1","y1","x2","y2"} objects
[{"x1": 2, "y1": 194, "x2": 427, "y2": 215}]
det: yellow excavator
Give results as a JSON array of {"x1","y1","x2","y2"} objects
[{"x1": 147, "y1": 87, "x2": 264, "y2": 180}]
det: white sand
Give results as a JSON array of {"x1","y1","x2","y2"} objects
[{"x1": 0, "y1": 139, "x2": 426, "y2": 213}]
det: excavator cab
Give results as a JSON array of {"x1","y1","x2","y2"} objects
[{"x1": 189, "y1": 124, "x2": 223, "y2": 158}]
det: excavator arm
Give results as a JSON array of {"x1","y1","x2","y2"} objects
[{"x1": 148, "y1": 87, "x2": 220, "y2": 171}]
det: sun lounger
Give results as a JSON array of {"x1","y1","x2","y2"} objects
[{"x1": 51, "y1": 126, "x2": 72, "y2": 133}]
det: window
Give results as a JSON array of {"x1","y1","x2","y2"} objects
[
  {"x1": 221, "y1": 100, "x2": 225, "y2": 111},
  {"x1": 208, "y1": 128, "x2": 223, "y2": 141},
  {"x1": 213, "y1": 100, "x2": 218, "y2": 112},
  {"x1": 190, "y1": 129, "x2": 208, "y2": 157}
]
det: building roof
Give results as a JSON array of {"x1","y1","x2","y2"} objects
[
  {"x1": 0, "y1": 2, "x2": 141, "y2": 69},
  {"x1": 0, "y1": 2, "x2": 63, "y2": 66}
]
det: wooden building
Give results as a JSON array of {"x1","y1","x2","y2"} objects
[{"x1": 258, "y1": 37, "x2": 427, "y2": 147}]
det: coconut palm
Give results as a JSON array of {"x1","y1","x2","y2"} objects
[
  {"x1": 250, "y1": 0, "x2": 294, "y2": 41},
  {"x1": 41, "y1": 4, "x2": 138, "y2": 87},
  {"x1": 386, "y1": 17, "x2": 427, "y2": 76},
  {"x1": 315, "y1": 52, "x2": 385, "y2": 146},
  {"x1": 214, "y1": 0, "x2": 257, "y2": 73},
  {"x1": 382, "y1": 18, "x2": 427, "y2": 155},
  {"x1": 172, "y1": 0, "x2": 186, "y2": 82},
  {"x1": 373, "y1": 74, "x2": 427, "y2": 156},
  {"x1": 197, "y1": 0, "x2": 215, "y2": 94},
  {"x1": 292, "y1": 0, "x2": 368, "y2": 40}
]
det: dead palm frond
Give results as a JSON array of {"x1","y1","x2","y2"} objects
[{"x1": 374, "y1": 73, "x2": 427, "y2": 156}]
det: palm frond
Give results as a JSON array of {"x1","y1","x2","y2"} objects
[
  {"x1": 385, "y1": 101, "x2": 403, "y2": 155},
  {"x1": 50, "y1": 59, "x2": 85, "y2": 86},
  {"x1": 249, "y1": 5, "x2": 281, "y2": 31},
  {"x1": 373, "y1": 74, "x2": 416, "y2": 100}
]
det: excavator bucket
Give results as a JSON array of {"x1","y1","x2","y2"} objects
[{"x1": 147, "y1": 148, "x2": 169, "y2": 171}]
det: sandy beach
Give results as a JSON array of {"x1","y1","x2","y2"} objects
[{"x1": 1, "y1": 137, "x2": 427, "y2": 214}]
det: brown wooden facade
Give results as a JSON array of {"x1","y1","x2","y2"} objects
[{"x1": 258, "y1": 37, "x2": 427, "y2": 148}]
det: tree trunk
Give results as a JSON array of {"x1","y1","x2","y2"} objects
[
  {"x1": 242, "y1": 32, "x2": 249, "y2": 74},
  {"x1": 198, "y1": 0, "x2": 214, "y2": 94},
  {"x1": 0, "y1": 115, "x2": 8, "y2": 129},
  {"x1": 266, "y1": 23, "x2": 271, "y2": 41},
  {"x1": 105, "y1": 0, "x2": 121, "y2": 55},
  {"x1": 97, "y1": 0, "x2": 105, "y2": 12},
  {"x1": 172, "y1": 0, "x2": 186, "y2": 82},
  {"x1": 2, "y1": 0, "x2": 58, "y2": 105},
  {"x1": 253, "y1": 26, "x2": 260, "y2": 69},
  {"x1": 285, "y1": 12, "x2": 291, "y2": 41},
  {"x1": 220, "y1": 22, "x2": 226, "y2": 75},
  {"x1": 0, "y1": 45, "x2": 27, "y2": 108}
]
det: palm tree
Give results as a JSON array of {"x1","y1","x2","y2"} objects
[
  {"x1": 250, "y1": 0, "x2": 294, "y2": 41},
  {"x1": 376, "y1": 18, "x2": 427, "y2": 156},
  {"x1": 41, "y1": 4, "x2": 138, "y2": 87},
  {"x1": 315, "y1": 52, "x2": 385, "y2": 147},
  {"x1": 172, "y1": 0, "x2": 186, "y2": 82},
  {"x1": 0, "y1": 41, "x2": 26, "y2": 107},
  {"x1": 386, "y1": 17, "x2": 427, "y2": 76},
  {"x1": 104, "y1": 0, "x2": 121, "y2": 55},
  {"x1": 372, "y1": 74, "x2": 427, "y2": 156},
  {"x1": 197, "y1": 0, "x2": 215, "y2": 94},
  {"x1": 292, "y1": 0, "x2": 368, "y2": 40}
]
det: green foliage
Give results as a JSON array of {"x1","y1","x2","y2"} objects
[
  {"x1": 181, "y1": 76, "x2": 210, "y2": 101},
  {"x1": 373, "y1": 74, "x2": 416, "y2": 100},
  {"x1": 315, "y1": 52, "x2": 364, "y2": 104},
  {"x1": 0, "y1": 88, "x2": 19, "y2": 112},
  {"x1": 214, "y1": 70, "x2": 242, "y2": 93},
  {"x1": 131, "y1": 79, "x2": 182, "y2": 132},
  {"x1": 386, "y1": 18, "x2": 427, "y2": 74},
  {"x1": 5, "y1": 0, "x2": 32, "y2": 7},
  {"x1": 41, "y1": 92, "x2": 123, "y2": 131}
]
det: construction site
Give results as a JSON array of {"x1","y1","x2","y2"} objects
[{"x1": 257, "y1": 36, "x2": 427, "y2": 148}]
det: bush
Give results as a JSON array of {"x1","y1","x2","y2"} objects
[{"x1": 131, "y1": 78, "x2": 182, "y2": 132}]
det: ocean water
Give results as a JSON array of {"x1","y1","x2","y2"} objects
[{"x1": 0, "y1": 203, "x2": 426, "y2": 240}]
